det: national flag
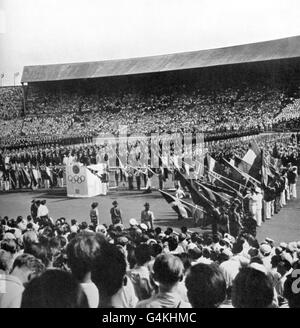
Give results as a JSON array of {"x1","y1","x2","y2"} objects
[
  {"x1": 196, "y1": 181, "x2": 232, "y2": 204},
  {"x1": 242, "y1": 148, "x2": 257, "y2": 167},
  {"x1": 0, "y1": 73, "x2": 4, "y2": 78},
  {"x1": 235, "y1": 155, "x2": 252, "y2": 174},
  {"x1": 249, "y1": 140, "x2": 261, "y2": 156},
  {"x1": 184, "y1": 179, "x2": 216, "y2": 213},
  {"x1": 159, "y1": 189, "x2": 193, "y2": 219},
  {"x1": 207, "y1": 154, "x2": 248, "y2": 192},
  {"x1": 248, "y1": 150, "x2": 262, "y2": 182},
  {"x1": 30, "y1": 168, "x2": 38, "y2": 186}
]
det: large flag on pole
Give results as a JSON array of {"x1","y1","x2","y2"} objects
[
  {"x1": 195, "y1": 181, "x2": 232, "y2": 204},
  {"x1": 207, "y1": 154, "x2": 248, "y2": 192}
]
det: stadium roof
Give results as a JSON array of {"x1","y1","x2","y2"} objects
[{"x1": 21, "y1": 35, "x2": 300, "y2": 83}]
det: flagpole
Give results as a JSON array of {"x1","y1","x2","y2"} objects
[
  {"x1": 207, "y1": 170, "x2": 241, "y2": 195},
  {"x1": 159, "y1": 189, "x2": 207, "y2": 214},
  {"x1": 194, "y1": 181, "x2": 230, "y2": 201}
]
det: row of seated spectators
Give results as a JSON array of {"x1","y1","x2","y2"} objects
[
  {"x1": 0, "y1": 81, "x2": 296, "y2": 147},
  {"x1": 1, "y1": 212, "x2": 300, "y2": 308},
  {"x1": 0, "y1": 87, "x2": 23, "y2": 120}
]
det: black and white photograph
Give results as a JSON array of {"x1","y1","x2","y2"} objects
[{"x1": 1, "y1": 0, "x2": 300, "y2": 312}]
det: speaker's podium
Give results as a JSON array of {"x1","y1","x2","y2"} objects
[{"x1": 66, "y1": 163, "x2": 108, "y2": 198}]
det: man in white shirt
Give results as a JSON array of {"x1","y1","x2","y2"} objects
[
  {"x1": 0, "y1": 254, "x2": 44, "y2": 308},
  {"x1": 37, "y1": 200, "x2": 49, "y2": 219}
]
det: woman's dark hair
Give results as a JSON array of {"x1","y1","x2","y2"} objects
[
  {"x1": 92, "y1": 242, "x2": 127, "y2": 300},
  {"x1": 232, "y1": 267, "x2": 274, "y2": 308},
  {"x1": 151, "y1": 243, "x2": 163, "y2": 257},
  {"x1": 168, "y1": 236, "x2": 178, "y2": 252},
  {"x1": 26, "y1": 243, "x2": 52, "y2": 267},
  {"x1": 21, "y1": 270, "x2": 88, "y2": 308},
  {"x1": 66, "y1": 232, "x2": 101, "y2": 282},
  {"x1": 185, "y1": 263, "x2": 226, "y2": 308}
]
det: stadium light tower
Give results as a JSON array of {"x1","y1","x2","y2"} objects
[
  {"x1": 0, "y1": 73, "x2": 4, "y2": 87},
  {"x1": 13, "y1": 72, "x2": 20, "y2": 86}
]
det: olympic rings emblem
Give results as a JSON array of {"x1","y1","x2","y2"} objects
[{"x1": 68, "y1": 175, "x2": 86, "y2": 184}]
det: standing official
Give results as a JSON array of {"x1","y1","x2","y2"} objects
[
  {"x1": 110, "y1": 200, "x2": 123, "y2": 225},
  {"x1": 141, "y1": 202, "x2": 155, "y2": 230}
]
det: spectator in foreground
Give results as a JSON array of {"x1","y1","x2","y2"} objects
[
  {"x1": 66, "y1": 232, "x2": 102, "y2": 308},
  {"x1": 185, "y1": 263, "x2": 227, "y2": 308},
  {"x1": 91, "y1": 242, "x2": 128, "y2": 308},
  {"x1": 136, "y1": 253, "x2": 190, "y2": 308},
  {"x1": 21, "y1": 269, "x2": 89, "y2": 308},
  {"x1": 232, "y1": 264, "x2": 275, "y2": 308},
  {"x1": 0, "y1": 253, "x2": 45, "y2": 308}
]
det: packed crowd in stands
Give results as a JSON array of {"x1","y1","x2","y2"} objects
[
  {"x1": 0, "y1": 79, "x2": 299, "y2": 148},
  {"x1": 1, "y1": 198, "x2": 300, "y2": 308}
]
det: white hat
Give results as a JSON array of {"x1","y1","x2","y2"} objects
[
  {"x1": 260, "y1": 243, "x2": 272, "y2": 256},
  {"x1": 288, "y1": 242, "x2": 297, "y2": 252},
  {"x1": 129, "y1": 218, "x2": 138, "y2": 226},
  {"x1": 223, "y1": 238, "x2": 232, "y2": 246},
  {"x1": 96, "y1": 224, "x2": 107, "y2": 234},
  {"x1": 70, "y1": 225, "x2": 79, "y2": 233},
  {"x1": 222, "y1": 248, "x2": 233, "y2": 258},
  {"x1": 140, "y1": 223, "x2": 148, "y2": 231},
  {"x1": 280, "y1": 242, "x2": 287, "y2": 249}
]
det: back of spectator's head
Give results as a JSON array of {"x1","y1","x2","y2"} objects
[
  {"x1": 26, "y1": 243, "x2": 52, "y2": 268},
  {"x1": 92, "y1": 243, "x2": 127, "y2": 301},
  {"x1": 165, "y1": 227, "x2": 173, "y2": 236},
  {"x1": 202, "y1": 247, "x2": 211, "y2": 259},
  {"x1": 271, "y1": 255, "x2": 281, "y2": 268},
  {"x1": 175, "y1": 253, "x2": 191, "y2": 272},
  {"x1": 185, "y1": 263, "x2": 226, "y2": 308},
  {"x1": 151, "y1": 243, "x2": 163, "y2": 258},
  {"x1": 168, "y1": 236, "x2": 178, "y2": 252},
  {"x1": 80, "y1": 222, "x2": 88, "y2": 230},
  {"x1": 0, "y1": 249, "x2": 12, "y2": 273},
  {"x1": 66, "y1": 232, "x2": 101, "y2": 282},
  {"x1": 135, "y1": 244, "x2": 151, "y2": 266},
  {"x1": 232, "y1": 266, "x2": 274, "y2": 308},
  {"x1": 23, "y1": 230, "x2": 38, "y2": 251},
  {"x1": 277, "y1": 259, "x2": 292, "y2": 276},
  {"x1": 1, "y1": 238, "x2": 18, "y2": 254},
  {"x1": 21, "y1": 270, "x2": 88, "y2": 308},
  {"x1": 12, "y1": 253, "x2": 45, "y2": 282},
  {"x1": 232, "y1": 240, "x2": 244, "y2": 255},
  {"x1": 71, "y1": 219, "x2": 77, "y2": 226},
  {"x1": 188, "y1": 247, "x2": 202, "y2": 260},
  {"x1": 153, "y1": 254, "x2": 184, "y2": 286},
  {"x1": 181, "y1": 226, "x2": 188, "y2": 234}
]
